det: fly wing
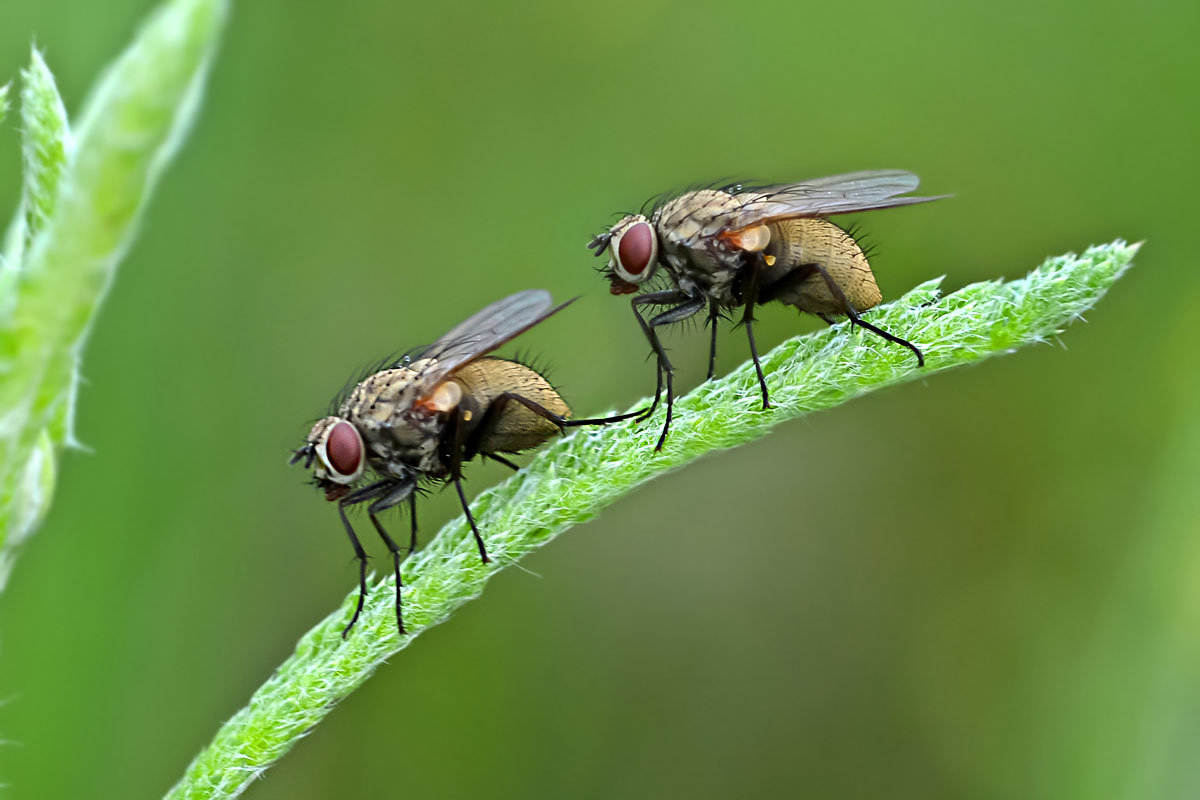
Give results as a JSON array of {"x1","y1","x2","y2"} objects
[
  {"x1": 409, "y1": 290, "x2": 573, "y2": 396},
  {"x1": 704, "y1": 170, "x2": 948, "y2": 238}
]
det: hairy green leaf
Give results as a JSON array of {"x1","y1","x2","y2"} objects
[
  {"x1": 0, "y1": 0, "x2": 230, "y2": 588},
  {"x1": 20, "y1": 47, "x2": 73, "y2": 250},
  {"x1": 166, "y1": 240, "x2": 1137, "y2": 800}
]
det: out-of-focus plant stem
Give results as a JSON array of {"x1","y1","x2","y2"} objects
[{"x1": 0, "y1": 0, "x2": 229, "y2": 588}]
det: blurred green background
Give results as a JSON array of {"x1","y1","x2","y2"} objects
[{"x1": 2, "y1": 0, "x2": 1198, "y2": 797}]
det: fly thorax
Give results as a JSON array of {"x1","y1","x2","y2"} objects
[
  {"x1": 341, "y1": 366, "x2": 444, "y2": 473},
  {"x1": 654, "y1": 190, "x2": 741, "y2": 242},
  {"x1": 340, "y1": 367, "x2": 421, "y2": 423},
  {"x1": 655, "y1": 190, "x2": 745, "y2": 296}
]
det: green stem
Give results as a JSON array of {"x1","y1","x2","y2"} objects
[
  {"x1": 0, "y1": 0, "x2": 229, "y2": 589},
  {"x1": 165, "y1": 240, "x2": 1137, "y2": 799}
]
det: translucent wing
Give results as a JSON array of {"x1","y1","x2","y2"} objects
[
  {"x1": 409, "y1": 290, "x2": 572, "y2": 396},
  {"x1": 704, "y1": 170, "x2": 948, "y2": 238}
]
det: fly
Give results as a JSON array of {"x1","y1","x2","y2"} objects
[
  {"x1": 290, "y1": 290, "x2": 633, "y2": 636},
  {"x1": 588, "y1": 170, "x2": 948, "y2": 450}
]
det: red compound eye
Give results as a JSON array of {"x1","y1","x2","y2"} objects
[
  {"x1": 326, "y1": 421, "x2": 362, "y2": 477},
  {"x1": 615, "y1": 221, "x2": 655, "y2": 278}
]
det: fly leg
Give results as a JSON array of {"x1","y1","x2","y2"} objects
[
  {"x1": 443, "y1": 407, "x2": 490, "y2": 564},
  {"x1": 811, "y1": 263, "x2": 925, "y2": 366},
  {"x1": 631, "y1": 290, "x2": 692, "y2": 426},
  {"x1": 462, "y1": 391, "x2": 600, "y2": 466},
  {"x1": 336, "y1": 479, "x2": 398, "y2": 638},
  {"x1": 472, "y1": 390, "x2": 627, "y2": 433},
  {"x1": 484, "y1": 453, "x2": 521, "y2": 471},
  {"x1": 637, "y1": 363, "x2": 665, "y2": 424},
  {"x1": 632, "y1": 291, "x2": 706, "y2": 450},
  {"x1": 738, "y1": 254, "x2": 771, "y2": 409},
  {"x1": 461, "y1": 391, "x2": 568, "y2": 462},
  {"x1": 408, "y1": 494, "x2": 418, "y2": 554},
  {"x1": 565, "y1": 407, "x2": 646, "y2": 426},
  {"x1": 706, "y1": 301, "x2": 722, "y2": 381},
  {"x1": 365, "y1": 479, "x2": 417, "y2": 635}
]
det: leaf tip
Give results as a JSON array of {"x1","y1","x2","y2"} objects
[{"x1": 21, "y1": 43, "x2": 54, "y2": 86}]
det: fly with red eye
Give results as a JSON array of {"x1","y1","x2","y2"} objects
[
  {"x1": 589, "y1": 170, "x2": 949, "y2": 450},
  {"x1": 290, "y1": 290, "x2": 638, "y2": 638},
  {"x1": 590, "y1": 215, "x2": 660, "y2": 295}
]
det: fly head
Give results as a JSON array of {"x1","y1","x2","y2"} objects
[
  {"x1": 590, "y1": 214, "x2": 659, "y2": 295},
  {"x1": 291, "y1": 416, "x2": 366, "y2": 500}
]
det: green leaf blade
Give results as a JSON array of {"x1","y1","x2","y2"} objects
[
  {"x1": 0, "y1": 0, "x2": 230, "y2": 587},
  {"x1": 165, "y1": 240, "x2": 1137, "y2": 800},
  {"x1": 20, "y1": 47, "x2": 73, "y2": 249}
]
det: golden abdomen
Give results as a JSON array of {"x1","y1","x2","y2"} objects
[
  {"x1": 450, "y1": 358, "x2": 569, "y2": 454},
  {"x1": 764, "y1": 218, "x2": 882, "y2": 315}
]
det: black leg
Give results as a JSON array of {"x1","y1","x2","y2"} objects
[
  {"x1": 463, "y1": 388, "x2": 633, "y2": 467},
  {"x1": 634, "y1": 362, "x2": 664, "y2": 424},
  {"x1": 706, "y1": 302, "x2": 721, "y2": 381},
  {"x1": 740, "y1": 255, "x2": 771, "y2": 409},
  {"x1": 630, "y1": 290, "x2": 690, "y2": 423},
  {"x1": 452, "y1": 473, "x2": 487, "y2": 563},
  {"x1": 462, "y1": 391, "x2": 567, "y2": 463},
  {"x1": 811, "y1": 263, "x2": 924, "y2": 367},
  {"x1": 499, "y1": 391, "x2": 622, "y2": 430},
  {"x1": 485, "y1": 452, "x2": 521, "y2": 471},
  {"x1": 408, "y1": 495, "x2": 418, "y2": 555},
  {"x1": 564, "y1": 407, "x2": 646, "y2": 426},
  {"x1": 334, "y1": 479, "x2": 405, "y2": 637},
  {"x1": 341, "y1": 479, "x2": 396, "y2": 505},
  {"x1": 632, "y1": 292, "x2": 706, "y2": 450},
  {"x1": 336, "y1": 498, "x2": 371, "y2": 638},
  {"x1": 630, "y1": 290, "x2": 690, "y2": 434},
  {"x1": 366, "y1": 480, "x2": 417, "y2": 635},
  {"x1": 445, "y1": 407, "x2": 491, "y2": 563},
  {"x1": 648, "y1": 297, "x2": 707, "y2": 448}
]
